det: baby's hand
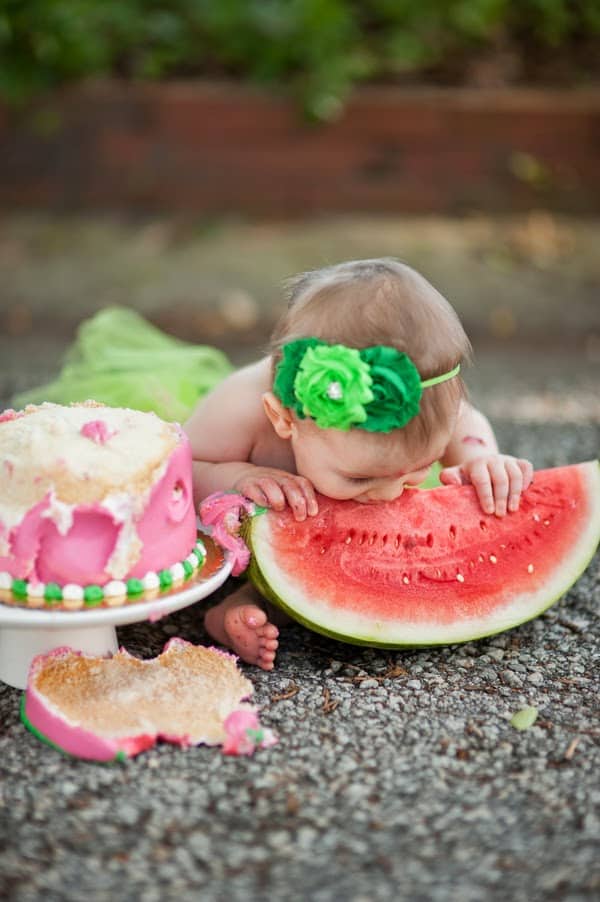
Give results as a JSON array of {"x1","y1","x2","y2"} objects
[
  {"x1": 233, "y1": 467, "x2": 318, "y2": 522},
  {"x1": 440, "y1": 455, "x2": 534, "y2": 517}
]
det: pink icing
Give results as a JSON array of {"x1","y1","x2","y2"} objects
[
  {"x1": 199, "y1": 492, "x2": 256, "y2": 576},
  {"x1": 23, "y1": 640, "x2": 275, "y2": 760},
  {"x1": 222, "y1": 709, "x2": 278, "y2": 756},
  {"x1": 80, "y1": 419, "x2": 117, "y2": 444},
  {"x1": 23, "y1": 648, "x2": 140, "y2": 761},
  {"x1": 0, "y1": 430, "x2": 196, "y2": 585},
  {"x1": 0, "y1": 409, "x2": 22, "y2": 423}
]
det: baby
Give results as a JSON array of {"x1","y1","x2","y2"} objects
[{"x1": 185, "y1": 259, "x2": 533, "y2": 669}]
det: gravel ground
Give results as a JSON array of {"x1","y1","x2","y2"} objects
[
  {"x1": 1, "y1": 418, "x2": 599, "y2": 902},
  {"x1": 0, "y1": 212, "x2": 599, "y2": 899}
]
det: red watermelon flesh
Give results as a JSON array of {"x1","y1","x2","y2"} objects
[{"x1": 247, "y1": 462, "x2": 600, "y2": 646}]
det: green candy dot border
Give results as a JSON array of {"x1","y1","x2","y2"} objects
[{"x1": 0, "y1": 538, "x2": 208, "y2": 611}]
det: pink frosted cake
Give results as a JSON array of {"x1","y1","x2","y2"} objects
[{"x1": 0, "y1": 402, "x2": 206, "y2": 609}]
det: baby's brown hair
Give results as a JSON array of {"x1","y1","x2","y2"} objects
[{"x1": 270, "y1": 259, "x2": 472, "y2": 456}]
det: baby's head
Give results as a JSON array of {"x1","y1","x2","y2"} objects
[{"x1": 264, "y1": 259, "x2": 471, "y2": 502}]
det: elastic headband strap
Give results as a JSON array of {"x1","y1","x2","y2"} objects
[{"x1": 420, "y1": 363, "x2": 461, "y2": 389}]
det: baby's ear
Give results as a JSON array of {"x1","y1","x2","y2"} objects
[{"x1": 262, "y1": 392, "x2": 295, "y2": 439}]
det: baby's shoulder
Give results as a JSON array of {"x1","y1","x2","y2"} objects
[
  {"x1": 194, "y1": 357, "x2": 270, "y2": 417},
  {"x1": 217, "y1": 357, "x2": 270, "y2": 405}
]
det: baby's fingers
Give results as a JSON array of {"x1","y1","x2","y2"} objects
[
  {"x1": 467, "y1": 460, "x2": 496, "y2": 515},
  {"x1": 519, "y1": 459, "x2": 534, "y2": 491},
  {"x1": 281, "y1": 476, "x2": 318, "y2": 521},
  {"x1": 506, "y1": 459, "x2": 525, "y2": 512},
  {"x1": 245, "y1": 478, "x2": 287, "y2": 512},
  {"x1": 439, "y1": 465, "x2": 464, "y2": 487}
]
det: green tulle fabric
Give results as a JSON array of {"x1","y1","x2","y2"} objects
[{"x1": 13, "y1": 307, "x2": 233, "y2": 423}]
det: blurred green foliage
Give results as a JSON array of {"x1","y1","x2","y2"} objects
[{"x1": 1, "y1": 0, "x2": 599, "y2": 117}]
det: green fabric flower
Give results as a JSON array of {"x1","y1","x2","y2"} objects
[
  {"x1": 293, "y1": 344, "x2": 374, "y2": 430},
  {"x1": 360, "y1": 346, "x2": 423, "y2": 432},
  {"x1": 272, "y1": 337, "x2": 459, "y2": 433},
  {"x1": 273, "y1": 338, "x2": 319, "y2": 411}
]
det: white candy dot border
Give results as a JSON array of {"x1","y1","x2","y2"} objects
[{"x1": 0, "y1": 540, "x2": 207, "y2": 611}]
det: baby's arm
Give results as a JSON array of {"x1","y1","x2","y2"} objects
[
  {"x1": 184, "y1": 361, "x2": 317, "y2": 519},
  {"x1": 440, "y1": 402, "x2": 533, "y2": 516}
]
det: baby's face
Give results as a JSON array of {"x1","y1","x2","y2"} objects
[{"x1": 290, "y1": 418, "x2": 450, "y2": 503}]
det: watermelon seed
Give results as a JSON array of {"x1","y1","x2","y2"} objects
[
  {"x1": 344, "y1": 535, "x2": 352, "y2": 544},
  {"x1": 381, "y1": 534, "x2": 388, "y2": 547},
  {"x1": 394, "y1": 534, "x2": 401, "y2": 548},
  {"x1": 320, "y1": 547, "x2": 327, "y2": 555},
  {"x1": 480, "y1": 521, "x2": 487, "y2": 532},
  {"x1": 449, "y1": 525, "x2": 457, "y2": 539},
  {"x1": 402, "y1": 575, "x2": 410, "y2": 585},
  {"x1": 527, "y1": 564, "x2": 535, "y2": 573},
  {"x1": 533, "y1": 513, "x2": 541, "y2": 522},
  {"x1": 489, "y1": 554, "x2": 498, "y2": 563},
  {"x1": 456, "y1": 573, "x2": 465, "y2": 583},
  {"x1": 368, "y1": 532, "x2": 377, "y2": 546},
  {"x1": 543, "y1": 520, "x2": 550, "y2": 527}
]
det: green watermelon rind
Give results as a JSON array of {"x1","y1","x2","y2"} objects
[{"x1": 246, "y1": 462, "x2": 600, "y2": 648}]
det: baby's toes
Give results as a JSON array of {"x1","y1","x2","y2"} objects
[
  {"x1": 239, "y1": 605, "x2": 267, "y2": 629},
  {"x1": 257, "y1": 645, "x2": 277, "y2": 670},
  {"x1": 261, "y1": 622, "x2": 279, "y2": 641},
  {"x1": 257, "y1": 630, "x2": 278, "y2": 669}
]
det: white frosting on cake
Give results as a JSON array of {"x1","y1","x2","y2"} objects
[{"x1": 0, "y1": 402, "x2": 178, "y2": 534}]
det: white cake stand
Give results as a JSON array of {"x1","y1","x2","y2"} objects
[{"x1": 0, "y1": 539, "x2": 232, "y2": 689}]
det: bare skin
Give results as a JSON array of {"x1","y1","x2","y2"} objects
[
  {"x1": 185, "y1": 357, "x2": 533, "y2": 669},
  {"x1": 204, "y1": 584, "x2": 281, "y2": 671}
]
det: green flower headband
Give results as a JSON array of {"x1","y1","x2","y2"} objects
[{"x1": 273, "y1": 338, "x2": 461, "y2": 432}]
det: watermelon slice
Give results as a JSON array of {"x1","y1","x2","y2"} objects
[{"x1": 247, "y1": 462, "x2": 600, "y2": 647}]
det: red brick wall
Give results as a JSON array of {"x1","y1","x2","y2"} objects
[{"x1": 1, "y1": 81, "x2": 599, "y2": 214}]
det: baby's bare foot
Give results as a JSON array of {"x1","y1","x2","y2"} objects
[
  {"x1": 224, "y1": 604, "x2": 279, "y2": 671},
  {"x1": 205, "y1": 596, "x2": 279, "y2": 670}
]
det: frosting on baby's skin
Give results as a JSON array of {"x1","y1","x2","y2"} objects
[{"x1": 80, "y1": 419, "x2": 118, "y2": 444}]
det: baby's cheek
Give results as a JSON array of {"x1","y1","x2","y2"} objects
[{"x1": 309, "y1": 475, "x2": 352, "y2": 501}]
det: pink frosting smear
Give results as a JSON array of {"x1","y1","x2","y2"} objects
[
  {"x1": 461, "y1": 435, "x2": 487, "y2": 446},
  {"x1": 222, "y1": 709, "x2": 278, "y2": 756},
  {"x1": 199, "y1": 492, "x2": 257, "y2": 576},
  {"x1": 0, "y1": 431, "x2": 197, "y2": 585},
  {"x1": 80, "y1": 419, "x2": 118, "y2": 444},
  {"x1": 0, "y1": 409, "x2": 22, "y2": 423}
]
